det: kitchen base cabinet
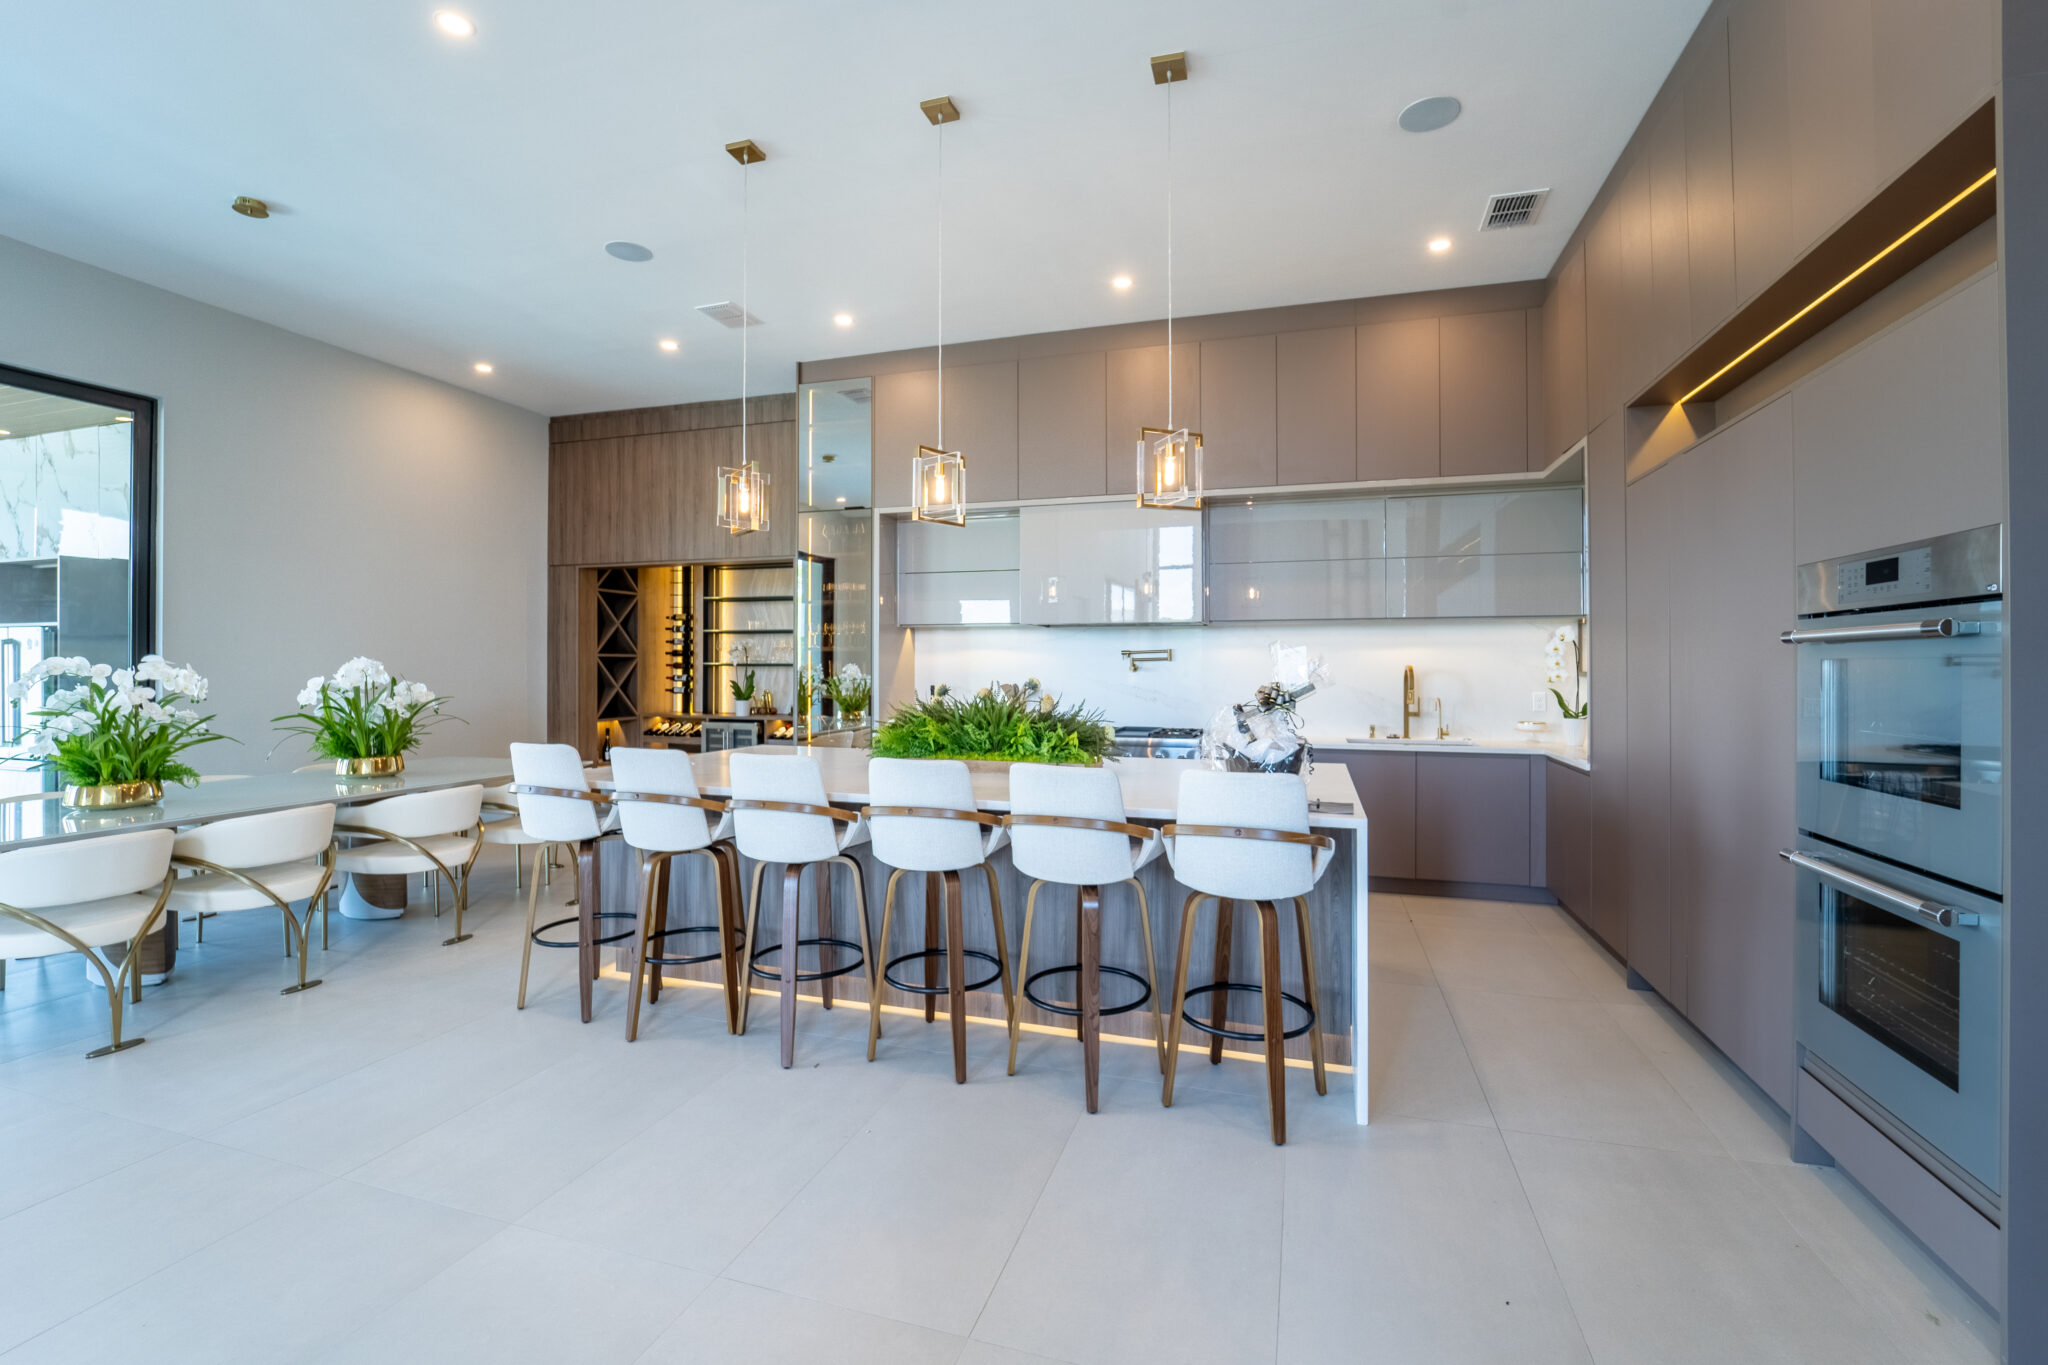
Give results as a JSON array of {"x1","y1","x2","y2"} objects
[
  {"x1": 1333, "y1": 751, "x2": 1415, "y2": 880},
  {"x1": 1544, "y1": 762, "x2": 1591, "y2": 921},
  {"x1": 1337, "y1": 750, "x2": 1568, "y2": 894},
  {"x1": 1416, "y1": 754, "x2": 1531, "y2": 885}
]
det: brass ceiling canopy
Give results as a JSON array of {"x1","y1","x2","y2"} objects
[
  {"x1": 920, "y1": 95, "x2": 960, "y2": 125},
  {"x1": 230, "y1": 196, "x2": 270, "y2": 219},
  {"x1": 725, "y1": 139, "x2": 766, "y2": 165},
  {"x1": 1150, "y1": 51, "x2": 1187, "y2": 84}
]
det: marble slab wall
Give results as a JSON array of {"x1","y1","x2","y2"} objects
[{"x1": 0, "y1": 425, "x2": 131, "y2": 562}]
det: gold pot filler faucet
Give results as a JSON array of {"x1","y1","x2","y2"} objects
[{"x1": 1402, "y1": 665, "x2": 1421, "y2": 739}]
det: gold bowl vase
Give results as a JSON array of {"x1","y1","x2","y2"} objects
[
  {"x1": 336, "y1": 755, "x2": 405, "y2": 777},
  {"x1": 62, "y1": 779, "x2": 165, "y2": 810}
]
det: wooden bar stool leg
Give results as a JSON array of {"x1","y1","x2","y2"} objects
[
  {"x1": 1009, "y1": 880, "x2": 1042, "y2": 1076},
  {"x1": 869, "y1": 868, "x2": 904, "y2": 1061},
  {"x1": 713, "y1": 847, "x2": 741, "y2": 1034},
  {"x1": 575, "y1": 841, "x2": 600, "y2": 1024},
  {"x1": 647, "y1": 856, "x2": 672, "y2": 1005},
  {"x1": 837, "y1": 856, "x2": 877, "y2": 1043},
  {"x1": 737, "y1": 859, "x2": 769, "y2": 1036},
  {"x1": 1294, "y1": 896, "x2": 1327, "y2": 1095},
  {"x1": 922, "y1": 870, "x2": 941, "y2": 1023},
  {"x1": 517, "y1": 845, "x2": 545, "y2": 1008},
  {"x1": 943, "y1": 869, "x2": 967, "y2": 1083},
  {"x1": 1257, "y1": 900, "x2": 1287, "y2": 1145},
  {"x1": 1129, "y1": 879, "x2": 1168, "y2": 1074},
  {"x1": 1162, "y1": 892, "x2": 1204, "y2": 1107},
  {"x1": 1078, "y1": 884, "x2": 1103, "y2": 1114},
  {"x1": 777, "y1": 864, "x2": 802, "y2": 1069},
  {"x1": 981, "y1": 863, "x2": 1016, "y2": 1034},
  {"x1": 625, "y1": 853, "x2": 657, "y2": 1042},
  {"x1": 1209, "y1": 898, "x2": 1234, "y2": 1065},
  {"x1": 817, "y1": 862, "x2": 835, "y2": 1011}
]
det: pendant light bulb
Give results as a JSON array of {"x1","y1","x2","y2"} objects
[{"x1": 717, "y1": 140, "x2": 771, "y2": 536}]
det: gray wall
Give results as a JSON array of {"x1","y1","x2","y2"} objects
[{"x1": 0, "y1": 232, "x2": 549, "y2": 772}]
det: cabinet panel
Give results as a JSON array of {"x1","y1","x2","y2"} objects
[
  {"x1": 1356, "y1": 318, "x2": 1439, "y2": 480},
  {"x1": 1208, "y1": 559, "x2": 1386, "y2": 622},
  {"x1": 1277, "y1": 327, "x2": 1357, "y2": 484},
  {"x1": 1787, "y1": 0, "x2": 1879, "y2": 250},
  {"x1": 873, "y1": 368, "x2": 938, "y2": 510},
  {"x1": 1018, "y1": 352, "x2": 1107, "y2": 500},
  {"x1": 1730, "y1": 0, "x2": 1797, "y2": 303},
  {"x1": 1415, "y1": 754, "x2": 1532, "y2": 885},
  {"x1": 1615, "y1": 157, "x2": 1655, "y2": 404},
  {"x1": 1338, "y1": 751, "x2": 1415, "y2": 880},
  {"x1": 1584, "y1": 415, "x2": 1629, "y2": 955},
  {"x1": 894, "y1": 571, "x2": 1022, "y2": 626},
  {"x1": 1199, "y1": 335, "x2": 1278, "y2": 490},
  {"x1": 1388, "y1": 489, "x2": 1584, "y2": 557},
  {"x1": 1525, "y1": 310, "x2": 1547, "y2": 472},
  {"x1": 897, "y1": 514, "x2": 1018, "y2": 574},
  {"x1": 1018, "y1": 503, "x2": 1202, "y2": 625},
  {"x1": 1683, "y1": 16, "x2": 1738, "y2": 336},
  {"x1": 1439, "y1": 311, "x2": 1528, "y2": 475},
  {"x1": 1544, "y1": 247, "x2": 1589, "y2": 461},
  {"x1": 1207, "y1": 496, "x2": 1385, "y2": 563},
  {"x1": 1545, "y1": 761, "x2": 1591, "y2": 919},
  {"x1": 1624, "y1": 461, "x2": 1678, "y2": 1006},
  {"x1": 1585, "y1": 201, "x2": 1625, "y2": 423},
  {"x1": 1105, "y1": 344, "x2": 1203, "y2": 497},
  {"x1": 943, "y1": 360, "x2": 1019, "y2": 504},
  {"x1": 1646, "y1": 91, "x2": 1692, "y2": 374},
  {"x1": 1391, "y1": 554, "x2": 1583, "y2": 619},
  {"x1": 1871, "y1": 0, "x2": 1997, "y2": 183}
]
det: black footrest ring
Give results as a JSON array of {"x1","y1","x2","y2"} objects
[
  {"x1": 533, "y1": 912, "x2": 637, "y2": 950},
  {"x1": 1022, "y1": 963, "x2": 1153, "y2": 1018},
  {"x1": 646, "y1": 924, "x2": 740, "y2": 967},
  {"x1": 883, "y1": 947, "x2": 1002, "y2": 995},
  {"x1": 1180, "y1": 982, "x2": 1316, "y2": 1042},
  {"x1": 750, "y1": 936, "x2": 867, "y2": 983}
]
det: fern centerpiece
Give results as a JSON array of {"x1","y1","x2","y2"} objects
[{"x1": 869, "y1": 679, "x2": 1117, "y2": 766}]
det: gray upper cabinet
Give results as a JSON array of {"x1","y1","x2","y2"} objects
[
  {"x1": 1105, "y1": 343, "x2": 1202, "y2": 498},
  {"x1": 1208, "y1": 497, "x2": 1388, "y2": 623},
  {"x1": 1729, "y1": 0, "x2": 1797, "y2": 305},
  {"x1": 1646, "y1": 90, "x2": 1692, "y2": 376},
  {"x1": 1614, "y1": 157, "x2": 1654, "y2": 405},
  {"x1": 1543, "y1": 247, "x2": 1589, "y2": 462},
  {"x1": 1439, "y1": 311, "x2": 1528, "y2": 475},
  {"x1": 1199, "y1": 334, "x2": 1278, "y2": 490},
  {"x1": 1682, "y1": 16, "x2": 1738, "y2": 336},
  {"x1": 1585, "y1": 201, "x2": 1625, "y2": 425},
  {"x1": 872, "y1": 368, "x2": 938, "y2": 509},
  {"x1": 1277, "y1": 327, "x2": 1357, "y2": 485},
  {"x1": 1525, "y1": 310, "x2": 1546, "y2": 472},
  {"x1": 1415, "y1": 754, "x2": 1531, "y2": 885},
  {"x1": 1871, "y1": 0, "x2": 1997, "y2": 183},
  {"x1": 1356, "y1": 317, "x2": 1440, "y2": 480},
  {"x1": 1018, "y1": 352, "x2": 1107, "y2": 500},
  {"x1": 870, "y1": 362, "x2": 1018, "y2": 506},
  {"x1": 1018, "y1": 503, "x2": 1202, "y2": 626},
  {"x1": 1786, "y1": 0, "x2": 1879, "y2": 251},
  {"x1": 894, "y1": 514, "x2": 1022, "y2": 626}
]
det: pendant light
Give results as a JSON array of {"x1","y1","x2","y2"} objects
[
  {"x1": 911, "y1": 95, "x2": 967, "y2": 526},
  {"x1": 1137, "y1": 52, "x2": 1202, "y2": 509},
  {"x1": 717, "y1": 138, "x2": 771, "y2": 536}
]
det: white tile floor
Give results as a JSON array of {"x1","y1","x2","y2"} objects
[{"x1": 0, "y1": 862, "x2": 2003, "y2": 1364}]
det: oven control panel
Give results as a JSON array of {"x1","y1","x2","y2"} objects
[
  {"x1": 1834, "y1": 546, "x2": 1935, "y2": 605},
  {"x1": 1797, "y1": 523, "x2": 2003, "y2": 616}
]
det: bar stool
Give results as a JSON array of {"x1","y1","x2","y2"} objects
[
  {"x1": 1003, "y1": 763, "x2": 1167, "y2": 1112},
  {"x1": 1159, "y1": 770, "x2": 1335, "y2": 1145},
  {"x1": 510, "y1": 742, "x2": 632, "y2": 1022},
  {"x1": 608, "y1": 747, "x2": 742, "y2": 1041},
  {"x1": 863, "y1": 757, "x2": 1017, "y2": 1084},
  {"x1": 729, "y1": 751, "x2": 875, "y2": 1068},
  {"x1": 481, "y1": 783, "x2": 555, "y2": 893},
  {"x1": 331, "y1": 786, "x2": 486, "y2": 945},
  {"x1": 167, "y1": 804, "x2": 337, "y2": 994},
  {"x1": 0, "y1": 828, "x2": 176, "y2": 1057}
]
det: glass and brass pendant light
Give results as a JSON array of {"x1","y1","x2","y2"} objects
[
  {"x1": 911, "y1": 95, "x2": 967, "y2": 526},
  {"x1": 1137, "y1": 51, "x2": 1202, "y2": 509},
  {"x1": 716, "y1": 138, "x2": 771, "y2": 535}
]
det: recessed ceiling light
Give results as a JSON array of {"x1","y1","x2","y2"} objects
[
  {"x1": 836, "y1": 496, "x2": 847, "y2": 503},
  {"x1": 658, "y1": 338, "x2": 679, "y2": 352},
  {"x1": 604, "y1": 241, "x2": 654, "y2": 263},
  {"x1": 0, "y1": 430, "x2": 11, "y2": 437},
  {"x1": 231, "y1": 196, "x2": 270, "y2": 219},
  {"x1": 434, "y1": 11, "x2": 476, "y2": 37},
  {"x1": 833, "y1": 313, "x2": 854, "y2": 328},
  {"x1": 1428, "y1": 237, "x2": 1452, "y2": 253},
  {"x1": 1111, "y1": 275, "x2": 1133, "y2": 290},
  {"x1": 1399, "y1": 96, "x2": 1462, "y2": 133},
  {"x1": 473, "y1": 362, "x2": 493, "y2": 374},
  {"x1": 113, "y1": 414, "x2": 134, "y2": 423}
]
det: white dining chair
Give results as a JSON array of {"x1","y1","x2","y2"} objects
[
  {"x1": 1003, "y1": 763, "x2": 1167, "y2": 1112},
  {"x1": 0, "y1": 828, "x2": 176, "y2": 1057},
  {"x1": 509, "y1": 742, "x2": 630, "y2": 1021},
  {"x1": 167, "y1": 805, "x2": 337, "y2": 994},
  {"x1": 862, "y1": 757, "x2": 1016, "y2": 1084},
  {"x1": 608, "y1": 747, "x2": 740, "y2": 1040},
  {"x1": 331, "y1": 785, "x2": 485, "y2": 946},
  {"x1": 729, "y1": 751, "x2": 873, "y2": 1069},
  {"x1": 1159, "y1": 769, "x2": 1335, "y2": 1145},
  {"x1": 480, "y1": 783, "x2": 557, "y2": 893}
]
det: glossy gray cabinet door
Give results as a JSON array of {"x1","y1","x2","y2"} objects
[
  {"x1": 895, "y1": 516, "x2": 1022, "y2": 626},
  {"x1": 896, "y1": 514, "x2": 1018, "y2": 574},
  {"x1": 1018, "y1": 503, "x2": 1202, "y2": 625},
  {"x1": 1277, "y1": 326, "x2": 1357, "y2": 485},
  {"x1": 1390, "y1": 554, "x2": 1583, "y2": 619},
  {"x1": 1624, "y1": 459, "x2": 1679, "y2": 1007},
  {"x1": 1018, "y1": 352, "x2": 1107, "y2": 499},
  {"x1": 1209, "y1": 559, "x2": 1386, "y2": 622},
  {"x1": 1356, "y1": 318, "x2": 1439, "y2": 480},
  {"x1": 1207, "y1": 497, "x2": 1385, "y2": 563},
  {"x1": 1415, "y1": 754, "x2": 1532, "y2": 885},
  {"x1": 1388, "y1": 489, "x2": 1583, "y2": 557},
  {"x1": 1336, "y1": 751, "x2": 1416, "y2": 880},
  {"x1": 1439, "y1": 311, "x2": 1528, "y2": 475}
]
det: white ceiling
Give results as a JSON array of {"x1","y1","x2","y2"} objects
[{"x1": 0, "y1": 1, "x2": 1708, "y2": 418}]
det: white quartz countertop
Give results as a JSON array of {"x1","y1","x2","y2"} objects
[
  {"x1": 600, "y1": 749, "x2": 1367, "y2": 829},
  {"x1": 1305, "y1": 735, "x2": 1590, "y2": 771}
]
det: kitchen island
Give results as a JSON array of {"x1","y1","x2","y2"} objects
[{"x1": 589, "y1": 749, "x2": 1372, "y2": 1123}]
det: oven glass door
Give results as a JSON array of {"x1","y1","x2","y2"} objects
[
  {"x1": 1795, "y1": 601, "x2": 2002, "y2": 890},
  {"x1": 1795, "y1": 849, "x2": 2001, "y2": 1192}
]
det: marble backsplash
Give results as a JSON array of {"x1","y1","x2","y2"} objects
[{"x1": 0, "y1": 424, "x2": 132, "y2": 561}]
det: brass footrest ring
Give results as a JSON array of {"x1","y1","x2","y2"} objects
[
  {"x1": 1180, "y1": 982, "x2": 1315, "y2": 1042},
  {"x1": 750, "y1": 936, "x2": 866, "y2": 983},
  {"x1": 883, "y1": 947, "x2": 1001, "y2": 995},
  {"x1": 1022, "y1": 963, "x2": 1152, "y2": 1018}
]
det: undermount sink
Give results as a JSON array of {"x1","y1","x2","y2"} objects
[{"x1": 1342, "y1": 736, "x2": 1476, "y2": 746}]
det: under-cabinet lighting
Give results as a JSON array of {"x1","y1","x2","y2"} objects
[{"x1": 1677, "y1": 167, "x2": 1997, "y2": 406}]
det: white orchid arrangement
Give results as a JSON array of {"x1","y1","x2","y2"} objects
[
  {"x1": 1546, "y1": 625, "x2": 1587, "y2": 719},
  {"x1": 5, "y1": 655, "x2": 224, "y2": 787},
  {"x1": 273, "y1": 656, "x2": 456, "y2": 760},
  {"x1": 824, "y1": 662, "x2": 872, "y2": 718}
]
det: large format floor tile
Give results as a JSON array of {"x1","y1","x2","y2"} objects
[{"x1": 636, "y1": 1276, "x2": 967, "y2": 1365}]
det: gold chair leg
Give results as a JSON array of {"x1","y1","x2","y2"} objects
[
  {"x1": 1294, "y1": 896, "x2": 1327, "y2": 1096},
  {"x1": 869, "y1": 867, "x2": 906, "y2": 1061},
  {"x1": 1161, "y1": 892, "x2": 1204, "y2": 1106},
  {"x1": 737, "y1": 858, "x2": 769, "y2": 1036},
  {"x1": 1257, "y1": 900, "x2": 1288, "y2": 1145},
  {"x1": 83, "y1": 947, "x2": 137, "y2": 1058},
  {"x1": 1009, "y1": 879, "x2": 1043, "y2": 1076},
  {"x1": 1129, "y1": 878, "x2": 1167, "y2": 1074},
  {"x1": 516, "y1": 844, "x2": 545, "y2": 1009}
]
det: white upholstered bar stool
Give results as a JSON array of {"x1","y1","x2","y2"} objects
[
  {"x1": 331, "y1": 786, "x2": 485, "y2": 946},
  {"x1": 608, "y1": 747, "x2": 741, "y2": 1041},
  {"x1": 167, "y1": 805, "x2": 337, "y2": 994},
  {"x1": 510, "y1": 742, "x2": 631, "y2": 1023},
  {"x1": 480, "y1": 784, "x2": 555, "y2": 893},
  {"x1": 1003, "y1": 763, "x2": 1167, "y2": 1112},
  {"x1": 0, "y1": 828, "x2": 176, "y2": 1057},
  {"x1": 863, "y1": 757, "x2": 1017, "y2": 1085},
  {"x1": 729, "y1": 751, "x2": 874, "y2": 1069},
  {"x1": 1160, "y1": 770, "x2": 1335, "y2": 1145}
]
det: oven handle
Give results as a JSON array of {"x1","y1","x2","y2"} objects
[
  {"x1": 1778, "y1": 849, "x2": 1982, "y2": 929},
  {"x1": 1778, "y1": 618, "x2": 1977, "y2": 644}
]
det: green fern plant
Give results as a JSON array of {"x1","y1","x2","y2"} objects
[{"x1": 869, "y1": 679, "x2": 1116, "y2": 765}]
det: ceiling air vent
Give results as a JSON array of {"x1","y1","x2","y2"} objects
[
  {"x1": 1479, "y1": 188, "x2": 1549, "y2": 231},
  {"x1": 695, "y1": 300, "x2": 762, "y2": 328},
  {"x1": 837, "y1": 385, "x2": 872, "y2": 404}
]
